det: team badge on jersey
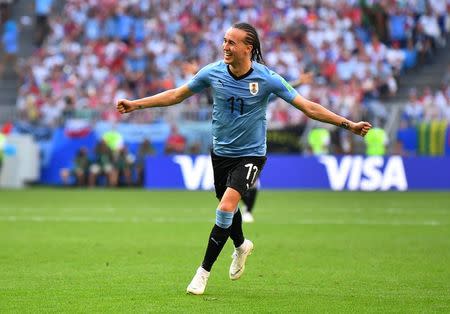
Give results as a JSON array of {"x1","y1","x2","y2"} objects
[{"x1": 249, "y1": 82, "x2": 259, "y2": 95}]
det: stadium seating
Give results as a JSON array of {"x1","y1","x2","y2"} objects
[{"x1": 3, "y1": 0, "x2": 449, "y2": 156}]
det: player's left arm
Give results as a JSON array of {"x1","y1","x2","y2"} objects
[{"x1": 291, "y1": 94, "x2": 372, "y2": 137}]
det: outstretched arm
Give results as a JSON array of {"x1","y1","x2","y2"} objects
[
  {"x1": 291, "y1": 94, "x2": 372, "y2": 136},
  {"x1": 289, "y1": 71, "x2": 314, "y2": 88},
  {"x1": 116, "y1": 84, "x2": 195, "y2": 114}
]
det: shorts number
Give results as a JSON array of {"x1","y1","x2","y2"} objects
[{"x1": 244, "y1": 163, "x2": 259, "y2": 185}]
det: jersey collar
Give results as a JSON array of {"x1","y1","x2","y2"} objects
[{"x1": 227, "y1": 65, "x2": 254, "y2": 80}]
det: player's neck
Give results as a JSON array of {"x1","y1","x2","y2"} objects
[{"x1": 228, "y1": 60, "x2": 252, "y2": 78}]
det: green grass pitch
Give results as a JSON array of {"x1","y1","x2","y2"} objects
[{"x1": 1, "y1": 189, "x2": 449, "y2": 312}]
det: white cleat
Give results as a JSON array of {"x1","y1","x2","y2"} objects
[
  {"x1": 229, "y1": 239, "x2": 254, "y2": 280},
  {"x1": 186, "y1": 266, "x2": 210, "y2": 295},
  {"x1": 242, "y1": 211, "x2": 254, "y2": 223}
]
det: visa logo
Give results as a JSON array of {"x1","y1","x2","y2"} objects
[
  {"x1": 173, "y1": 155, "x2": 214, "y2": 190},
  {"x1": 318, "y1": 156, "x2": 408, "y2": 191}
]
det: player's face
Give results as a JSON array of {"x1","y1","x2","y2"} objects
[{"x1": 222, "y1": 28, "x2": 252, "y2": 66}]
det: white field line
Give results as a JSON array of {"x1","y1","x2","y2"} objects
[{"x1": 0, "y1": 215, "x2": 446, "y2": 226}]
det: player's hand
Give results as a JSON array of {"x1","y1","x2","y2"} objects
[
  {"x1": 116, "y1": 99, "x2": 136, "y2": 114},
  {"x1": 299, "y1": 71, "x2": 314, "y2": 85},
  {"x1": 351, "y1": 121, "x2": 372, "y2": 137}
]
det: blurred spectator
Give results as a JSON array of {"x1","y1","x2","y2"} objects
[
  {"x1": 102, "y1": 126, "x2": 124, "y2": 154},
  {"x1": 0, "y1": 0, "x2": 13, "y2": 26},
  {"x1": 34, "y1": 0, "x2": 53, "y2": 47},
  {"x1": 441, "y1": 91, "x2": 450, "y2": 122},
  {"x1": 40, "y1": 92, "x2": 64, "y2": 127},
  {"x1": 365, "y1": 35, "x2": 387, "y2": 65},
  {"x1": 386, "y1": 41, "x2": 405, "y2": 75},
  {"x1": 307, "y1": 128, "x2": 331, "y2": 155},
  {"x1": 434, "y1": 84, "x2": 449, "y2": 119},
  {"x1": 165, "y1": 125, "x2": 186, "y2": 154},
  {"x1": 442, "y1": 64, "x2": 450, "y2": 86},
  {"x1": 414, "y1": 22, "x2": 435, "y2": 64},
  {"x1": 402, "y1": 88, "x2": 423, "y2": 126},
  {"x1": 111, "y1": 146, "x2": 135, "y2": 187},
  {"x1": 365, "y1": 98, "x2": 388, "y2": 125},
  {"x1": 401, "y1": 38, "x2": 418, "y2": 71},
  {"x1": 61, "y1": 95, "x2": 76, "y2": 120},
  {"x1": 387, "y1": 7, "x2": 409, "y2": 47},
  {"x1": 364, "y1": 127, "x2": 388, "y2": 156},
  {"x1": 89, "y1": 140, "x2": 115, "y2": 187},
  {"x1": 60, "y1": 147, "x2": 90, "y2": 186},
  {"x1": 418, "y1": 7, "x2": 442, "y2": 49},
  {"x1": 361, "y1": 0, "x2": 389, "y2": 41},
  {"x1": 135, "y1": 138, "x2": 155, "y2": 186},
  {"x1": 0, "y1": 19, "x2": 18, "y2": 78},
  {"x1": 0, "y1": 130, "x2": 5, "y2": 172},
  {"x1": 375, "y1": 60, "x2": 398, "y2": 97},
  {"x1": 421, "y1": 86, "x2": 440, "y2": 121},
  {"x1": 0, "y1": 122, "x2": 15, "y2": 172}
]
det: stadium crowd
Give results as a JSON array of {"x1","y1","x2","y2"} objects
[
  {"x1": 14, "y1": 1, "x2": 449, "y2": 123},
  {"x1": 401, "y1": 64, "x2": 450, "y2": 126},
  {"x1": 394, "y1": 65, "x2": 450, "y2": 156},
  {"x1": 2, "y1": 0, "x2": 447, "y2": 157}
]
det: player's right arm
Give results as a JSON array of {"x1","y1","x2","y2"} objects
[
  {"x1": 117, "y1": 62, "x2": 215, "y2": 114},
  {"x1": 117, "y1": 84, "x2": 194, "y2": 114}
]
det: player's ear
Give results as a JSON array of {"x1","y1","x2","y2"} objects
[{"x1": 246, "y1": 44, "x2": 253, "y2": 55}]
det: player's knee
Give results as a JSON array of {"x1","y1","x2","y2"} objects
[
  {"x1": 215, "y1": 209, "x2": 234, "y2": 229},
  {"x1": 218, "y1": 200, "x2": 237, "y2": 213}
]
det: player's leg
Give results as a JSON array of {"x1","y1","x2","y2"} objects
[
  {"x1": 241, "y1": 185, "x2": 258, "y2": 223},
  {"x1": 229, "y1": 158, "x2": 265, "y2": 244},
  {"x1": 187, "y1": 188, "x2": 240, "y2": 295},
  {"x1": 242, "y1": 186, "x2": 258, "y2": 214},
  {"x1": 229, "y1": 207, "x2": 244, "y2": 247},
  {"x1": 187, "y1": 154, "x2": 238, "y2": 295},
  {"x1": 228, "y1": 157, "x2": 266, "y2": 280},
  {"x1": 203, "y1": 187, "x2": 240, "y2": 267}
]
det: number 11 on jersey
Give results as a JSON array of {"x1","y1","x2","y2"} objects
[{"x1": 227, "y1": 96, "x2": 245, "y2": 115}]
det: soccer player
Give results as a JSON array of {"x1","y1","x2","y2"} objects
[{"x1": 116, "y1": 22, "x2": 372, "y2": 295}]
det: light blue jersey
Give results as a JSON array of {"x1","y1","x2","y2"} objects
[{"x1": 187, "y1": 61, "x2": 298, "y2": 157}]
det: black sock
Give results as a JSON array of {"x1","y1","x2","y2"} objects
[
  {"x1": 242, "y1": 188, "x2": 257, "y2": 213},
  {"x1": 229, "y1": 209, "x2": 245, "y2": 248},
  {"x1": 201, "y1": 224, "x2": 230, "y2": 271}
]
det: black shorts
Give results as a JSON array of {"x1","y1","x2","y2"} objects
[{"x1": 211, "y1": 151, "x2": 267, "y2": 200}]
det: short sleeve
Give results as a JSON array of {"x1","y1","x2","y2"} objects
[
  {"x1": 187, "y1": 63, "x2": 214, "y2": 93},
  {"x1": 269, "y1": 71, "x2": 299, "y2": 103}
]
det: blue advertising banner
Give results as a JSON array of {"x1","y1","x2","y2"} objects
[{"x1": 144, "y1": 155, "x2": 450, "y2": 191}]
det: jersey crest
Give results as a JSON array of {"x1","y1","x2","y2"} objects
[{"x1": 249, "y1": 82, "x2": 259, "y2": 95}]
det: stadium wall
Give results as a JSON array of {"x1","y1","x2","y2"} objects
[
  {"x1": 35, "y1": 125, "x2": 450, "y2": 190},
  {"x1": 144, "y1": 155, "x2": 450, "y2": 191}
]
